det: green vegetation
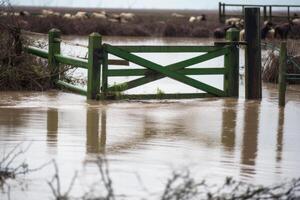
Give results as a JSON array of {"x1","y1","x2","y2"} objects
[
  {"x1": 107, "y1": 82, "x2": 128, "y2": 99},
  {"x1": 156, "y1": 87, "x2": 165, "y2": 99}
]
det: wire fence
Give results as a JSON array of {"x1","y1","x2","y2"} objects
[{"x1": 21, "y1": 30, "x2": 88, "y2": 48}]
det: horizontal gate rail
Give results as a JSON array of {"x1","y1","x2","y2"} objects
[
  {"x1": 111, "y1": 45, "x2": 223, "y2": 53},
  {"x1": 286, "y1": 73, "x2": 300, "y2": 81},
  {"x1": 107, "y1": 68, "x2": 225, "y2": 77},
  {"x1": 56, "y1": 80, "x2": 87, "y2": 95},
  {"x1": 24, "y1": 46, "x2": 48, "y2": 58},
  {"x1": 104, "y1": 44, "x2": 227, "y2": 97},
  {"x1": 108, "y1": 59, "x2": 129, "y2": 66},
  {"x1": 105, "y1": 44, "x2": 229, "y2": 93}
]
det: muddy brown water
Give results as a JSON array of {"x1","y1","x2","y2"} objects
[{"x1": 0, "y1": 37, "x2": 300, "y2": 199}]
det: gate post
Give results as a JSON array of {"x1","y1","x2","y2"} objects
[
  {"x1": 87, "y1": 33, "x2": 102, "y2": 100},
  {"x1": 269, "y1": 6, "x2": 272, "y2": 22},
  {"x1": 278, "y1": 42, "x2": 287, "y2": 107},
  {"x1": 222, "y1": 3, "x2": 226, "y2": 23},
  {"x1": 48, "y1": 28, "x2": 61, "y2": 83},
  {"x1": 245, "y1": 7, "x2": 262, "y2": 99},
  {"x1": 225, "y1": 28, "x2": 240, "y2": 97},
  {"x1": 219, "y1": 2, "x2": 224, "y2": 23},
  {"x1": 101, "y1": 49, "x2": 108, "y2": 99},
  {"x1": 263, "y1": 6, "x2": 267, "y2": 21}
]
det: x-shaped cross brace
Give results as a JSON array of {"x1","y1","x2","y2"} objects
[{"x1": 104, "y1": 44, "x2": 228, "y2": 97}]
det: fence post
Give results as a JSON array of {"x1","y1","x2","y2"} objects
[
  {"x1": 225, "y1": 28, "x2": 240, "y2": 97},
  {"x1": 222, "y1": 3, "x2": 226, "y2": 23},
  {"x1": 245, "y1": 7, "x2": 262, "y2": 99},
  {"x1": 87, "y1": 33, "x2": 102, "y2": 100},
  {"x1": 48, "y1": 28, "x2": 61, "y2": 83},
  {"x1": 101, "y1": 49, "x2": 108, "y2": 99},
  {"x1": 269, "y1": 6, "x2": 272, "y2": 22},
  {"x1": 263, "y1": 6, "x2": 267, "y2": 21},
  {"x1": 219, "y1": 2, "x2": 222, "y2": 23},
  {"x1": 278, "y1": 42, "x2": 287, "y2": 107},
  {"x1": 14, "y1": 27, "x2": 22, "y2": 56}
]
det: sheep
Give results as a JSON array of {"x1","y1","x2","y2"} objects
[
  {"x1": 261, "y1": 21, "x2": 274, "y2": 40},
  {"x1": 0, "y1": 11, "x2": 8, "y2": 16},
  {"x1": 292, "y1": 18, "x2": 300, "y2": 25},
  {"x1": 197, "y1": 14, "x2": 206, "y2": 21},
  {"x1": 189, "y1": 14, "x2": 206, "y2": 23},
  {"x1": 214, "y1": 24, "x2": 236, "y2": 39},
  {"x1": 41, "y1": 9, "x2": 54, "y2": 16},
  {"x1": 91, "y1": 12, "x2": 106, "y2": 19},
  {"x1": 19, "y1": 11, "x2": 30, "y2": 16},
  {"x1": 108, "y1": 18, "x2": 119, "y2": 23},
  {"x1": 52, "y1": 12, "x2": 60, "y2": 17},
  {"x1": 74, "y1": 11, "x2": 88, "y2": 19},
  {"x1": 189, "y1": 16, "x2": 196, "y2": 23},
  {"x1": 239, "y1": 21, "x2": 275, "y2": 41},
  {"x1": 171, "y1": 13, "x2": 185, "y2": 18},
  {"x1": 119, "y1": 12, "x2": 135, "y2": 21},
  {"x1": 63, "y1": 13, "x2": 72, "y2": 19},
  {"x1": 266, "y1": 28, "x2": 275, "y2": 40},
  {"x1": 225, "y1": 17, "x2": 241, "y2": 26},
  {"x1": 274, "y1": 22, "x2": 293, "y2": 39}
]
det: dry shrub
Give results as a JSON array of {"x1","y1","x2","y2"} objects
[
  {"x1": 0, "y1": 143, "x2": 30, "y2": 187},
  {"x1": 0, "y1": 0, "x2": 83, "y2": 91},
  {"x1": 0, "y1": 26, "x2": 54, "y2": 90},
  {"x1": 191, "y1": 27, "x2": 210, "y2": 37},
  {"x1": 160, "y1": 173, "x2": 300, "y2": 200},
  {"x1": 0, "y1": 1, "x2": 54, "y2": 91}
]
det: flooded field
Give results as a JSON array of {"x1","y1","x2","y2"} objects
[{"x1": 0, "y1": 37, "x2": 300, "y2": 199}]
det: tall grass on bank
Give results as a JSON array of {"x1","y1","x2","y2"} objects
[{"x1": 262, "y1": 41, "x2": 300, "y2": 83}]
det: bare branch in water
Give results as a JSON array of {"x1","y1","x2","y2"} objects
[{"x1": 47, "y1": 159, "x2": 78, "y2": 200}]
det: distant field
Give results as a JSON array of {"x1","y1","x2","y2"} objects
[{"x1": 0, "y1": 6, "x2": 299, "y2": 38}]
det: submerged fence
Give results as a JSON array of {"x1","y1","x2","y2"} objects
[
  {"x1": 219, "y1": 2, "x2": 300, "y2": 23},
  {"x1": 277, "y1": 42, "x2": 300, "y2": 107},
  {"x1": 24, "y1": 28, "x2": 241, "y2": 100},
  {"x1": 23, "y1": 8, "x2": 270, "y2": 101}
]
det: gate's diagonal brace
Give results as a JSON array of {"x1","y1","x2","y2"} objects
[
  {"x1": 104, "y1": 44, "x2": 226, "y2": 97},
  {"x1": 105, "y1": 44, "x2": 228, "y2": 93}
]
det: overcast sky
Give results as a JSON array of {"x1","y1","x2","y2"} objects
[{"x1": 9, "y1": 0, "x2": 300, "y2": 10}]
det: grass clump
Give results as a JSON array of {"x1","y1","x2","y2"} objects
[
  {"x1": 106, "y1": 82, "x2": 128, "y2": 100},
  {"x1": 156, "y1": 87, "x2": 165, "y2": 99}
]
